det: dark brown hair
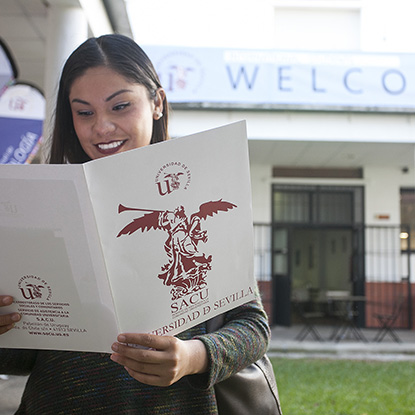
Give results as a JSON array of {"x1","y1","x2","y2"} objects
[{"x1": 48, "y1": 34, "x2": 169, "y2": 164}]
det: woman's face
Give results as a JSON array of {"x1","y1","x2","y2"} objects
[{"x1": 69, "y1": 66, "x2": 164, "y2": 160}]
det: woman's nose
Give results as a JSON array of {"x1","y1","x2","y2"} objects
[{"x1": 94, "y1": 115, "x2": 116, "y2": 136}]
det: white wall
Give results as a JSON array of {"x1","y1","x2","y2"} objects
[
  {"x1": 130, "y1": 0, "x2": 415, "y2": 54},
  {"x1": 169, "y1": 109, "x2": 415, "y2": 143},
  {"x1": 361, "y1": 0, "x2": 415, "y2": 53},
  {"x1": 365, "y1": 166, "x2": 403, "y2": 226},
  {"x1": 127, "y1": 0, "x2": 275, "y2": 49},
  {"x1": 250, "y1": 164, "x2": 272, "y2": 223},
  {"x1": 273, "y1": 3, "x2": 361, "y2": 50}
]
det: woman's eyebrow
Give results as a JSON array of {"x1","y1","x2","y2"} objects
[
  {"x1": 71, "y1": 89, "x2": 133, "y2": 105},
  {"x1": 106, "y1": 89, "x2": 133, "y2": 102},
  {"x1": 71, "y1": 98, "x2": 89, "y2": 105}
]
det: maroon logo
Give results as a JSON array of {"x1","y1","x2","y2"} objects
[
  {"x1": 117, "y1": 200, "x2": 236, "y2": 300},
  {"x1": 18, "y1": 275, "x2": 52, "y2": 301},
  {"x1": 155, "y1": 162, "x2": 191, "y2": 196}
]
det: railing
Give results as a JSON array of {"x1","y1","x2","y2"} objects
[
  {"x1": 253, "y1": 223, "x2": 413, "y2": 328},
  {"x1": 365, "y1": 225, "x2": 413, "y2": 329}
]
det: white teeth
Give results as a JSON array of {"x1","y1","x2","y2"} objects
[{"x1": 97, "y1": 140, "x2": 124, "y2": 150}]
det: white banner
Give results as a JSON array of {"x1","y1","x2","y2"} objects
[{"x1": 144, "y1": 45, "x2": 415, "y2": 111}]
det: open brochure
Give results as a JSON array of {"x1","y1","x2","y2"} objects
[{"x1": 0, "y1": 121, "x2": 255, "y2": 353}]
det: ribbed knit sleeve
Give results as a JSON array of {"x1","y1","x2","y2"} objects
[
  {"x1": 0, "y1": 349, "x2": 38, "y2": 375},
  {"x1": 189, "y1": 292, "x2": 270, "y2": 390}
]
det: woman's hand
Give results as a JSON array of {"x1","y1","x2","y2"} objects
[
  {"x1": 110, "y1": 333, "x2": 208, "y2": 387},
  {"x1": 0, "y1": 296, "x2": 21, "y2": 335}
]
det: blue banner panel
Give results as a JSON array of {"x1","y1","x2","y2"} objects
[
  {"x1": 143, "y1": 46, "x2": 415, "y2": 111},
  {"x1": 0, "y1": 83, "x2": 45, "y2": 164},
  {"x1": 0, "y1": 117, "x2": 42, "y2": 164}
]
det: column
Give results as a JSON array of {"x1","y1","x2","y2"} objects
[{"x1": 41, "y1": 6, "x2": 88, "y2": 162}]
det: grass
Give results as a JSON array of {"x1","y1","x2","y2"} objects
[{"x1": 270, "y1": 357, "x2": 415, "y2": 415}]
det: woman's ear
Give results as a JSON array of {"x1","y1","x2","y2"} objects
[{"x1": 153, "y1": 88, "x2": 166, "y2": 120}]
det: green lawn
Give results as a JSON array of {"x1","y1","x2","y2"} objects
[{"x1": 270, "y1": 357, "x2": 415, "y2": 415}]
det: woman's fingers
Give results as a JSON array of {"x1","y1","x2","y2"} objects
[
  {"x1": 110, "y1": 333, "x2": 207, "y2": 387},
  {"x1": 110, "y1": 333, "x2": 184, "y2": 386},
  {"x1": 0, "y1": 296, "x2": 21, "y2": 335},
  {"x1": 0, "y1": 296, "x2": 13, "y2": 306}
]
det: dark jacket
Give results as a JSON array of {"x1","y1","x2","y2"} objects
[{"x1": 0, "y1": 298, "x2": 269, "y2": 414}]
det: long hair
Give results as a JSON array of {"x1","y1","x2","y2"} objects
[{"x1": 48, "y1": 34, "x2": 169, "y2": 164}]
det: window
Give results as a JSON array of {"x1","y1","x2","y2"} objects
[
  {"x1": 273, "y1": 190, "x2": 310, "y2": 223},
  {"x1": 272, "y1": 184, "x2": 362, "y2": 225}
]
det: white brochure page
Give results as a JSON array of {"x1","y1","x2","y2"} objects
[
  {"x1": 0, "y1": 121, "x2": 255, "y2": 352},
  {"x1": 0, "y1": 164, "x2": 118, "y2": 352},
  {"x1": 84, "y1": 121, "x2": 256, "y2": 336}
]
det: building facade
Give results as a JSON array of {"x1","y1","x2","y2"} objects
[{"x1": 131, "y1": 0, "x2": 415, "y2": 329}]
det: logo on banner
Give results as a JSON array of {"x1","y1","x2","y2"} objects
[
  {"x1": 155, "y1": 161, "x2": 191, "y2": 196},
  {"x1": 18, "y1": 275, "x2": 52, "y2": 301},
  {"x1": 156, "y1": 52, "x2": 204, "y2": 94},
  {"x1": 116, "y1": 200, "x2": 237, "y2": 308}
]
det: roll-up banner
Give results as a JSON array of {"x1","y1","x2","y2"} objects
[
  {"x1": 0, "y1": 83, "x2": 45, "y2": 164},
  {"x1": 0, "y1": 38, "x2": 17, "y2": 96},
  {"x1": 0, "y1": 39, "x2": 44, "y2": 164}
]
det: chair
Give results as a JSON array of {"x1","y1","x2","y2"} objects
[
  {"x1": 373, "y1": 298, "x2": 405, "y2": 343},
  {"x1": 293, "y1": 291, "x2": 325, "y2": 342},
  {"x1": 295, "y1": 309, "x2": 325, "y2": 341}
]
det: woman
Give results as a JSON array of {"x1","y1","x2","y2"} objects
[{"x1": 0, "y1": 34, "x2": 270, "y2": 414}]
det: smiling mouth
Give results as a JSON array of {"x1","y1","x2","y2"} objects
[{"x1": 96, "y1": 140, "x2": 126, "y2": 151}]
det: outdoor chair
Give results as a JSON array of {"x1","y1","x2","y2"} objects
[
  {"x1": 295, "y1": 310, "x2": 325, "y2": 341},
  {"x1": 373, "y1": 298, "x2": 405, "y2": 343},
  {"x1": 293, "y1": 293, "x2": 325, "y2": 342}
]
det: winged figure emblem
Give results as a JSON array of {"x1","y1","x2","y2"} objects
[{"x1": 117, "y1": 199, "x2": 237, "y2": 300}]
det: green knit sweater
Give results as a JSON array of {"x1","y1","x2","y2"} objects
[{"x1": 0, "y1": 298, "x2": 270, "y2": 414}]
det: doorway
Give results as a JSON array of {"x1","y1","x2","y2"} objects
[
  {"x1": 271, "y1": 185, "x2": 365, "y2": 326},
  {"x1": 291, "y1": 228, "x2": 353, "y2": 298}
]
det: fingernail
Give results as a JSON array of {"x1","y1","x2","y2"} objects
[
  {"x1": 110, "y1": 354, "x2": 119, "y2": 363},
  {"x1": 2, "y1": 296, "x2": 12, "y2": 305},
  {"x1": 118, "y1": 335, "x2": 126, "y2": 343},
  {"x1": 11, "y1": 314, "x2": 21, "y2": 322},
  {"x1": 111, "y1": 342, "x2": 119, "y2": 352}
]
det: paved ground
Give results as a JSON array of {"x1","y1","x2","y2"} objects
[
  {"x1": 269, "y1": 324, "x2": 415, "y2": 361},
  {"x1": 1, "y1": 324, "x2": 414, "y2": 414}
]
